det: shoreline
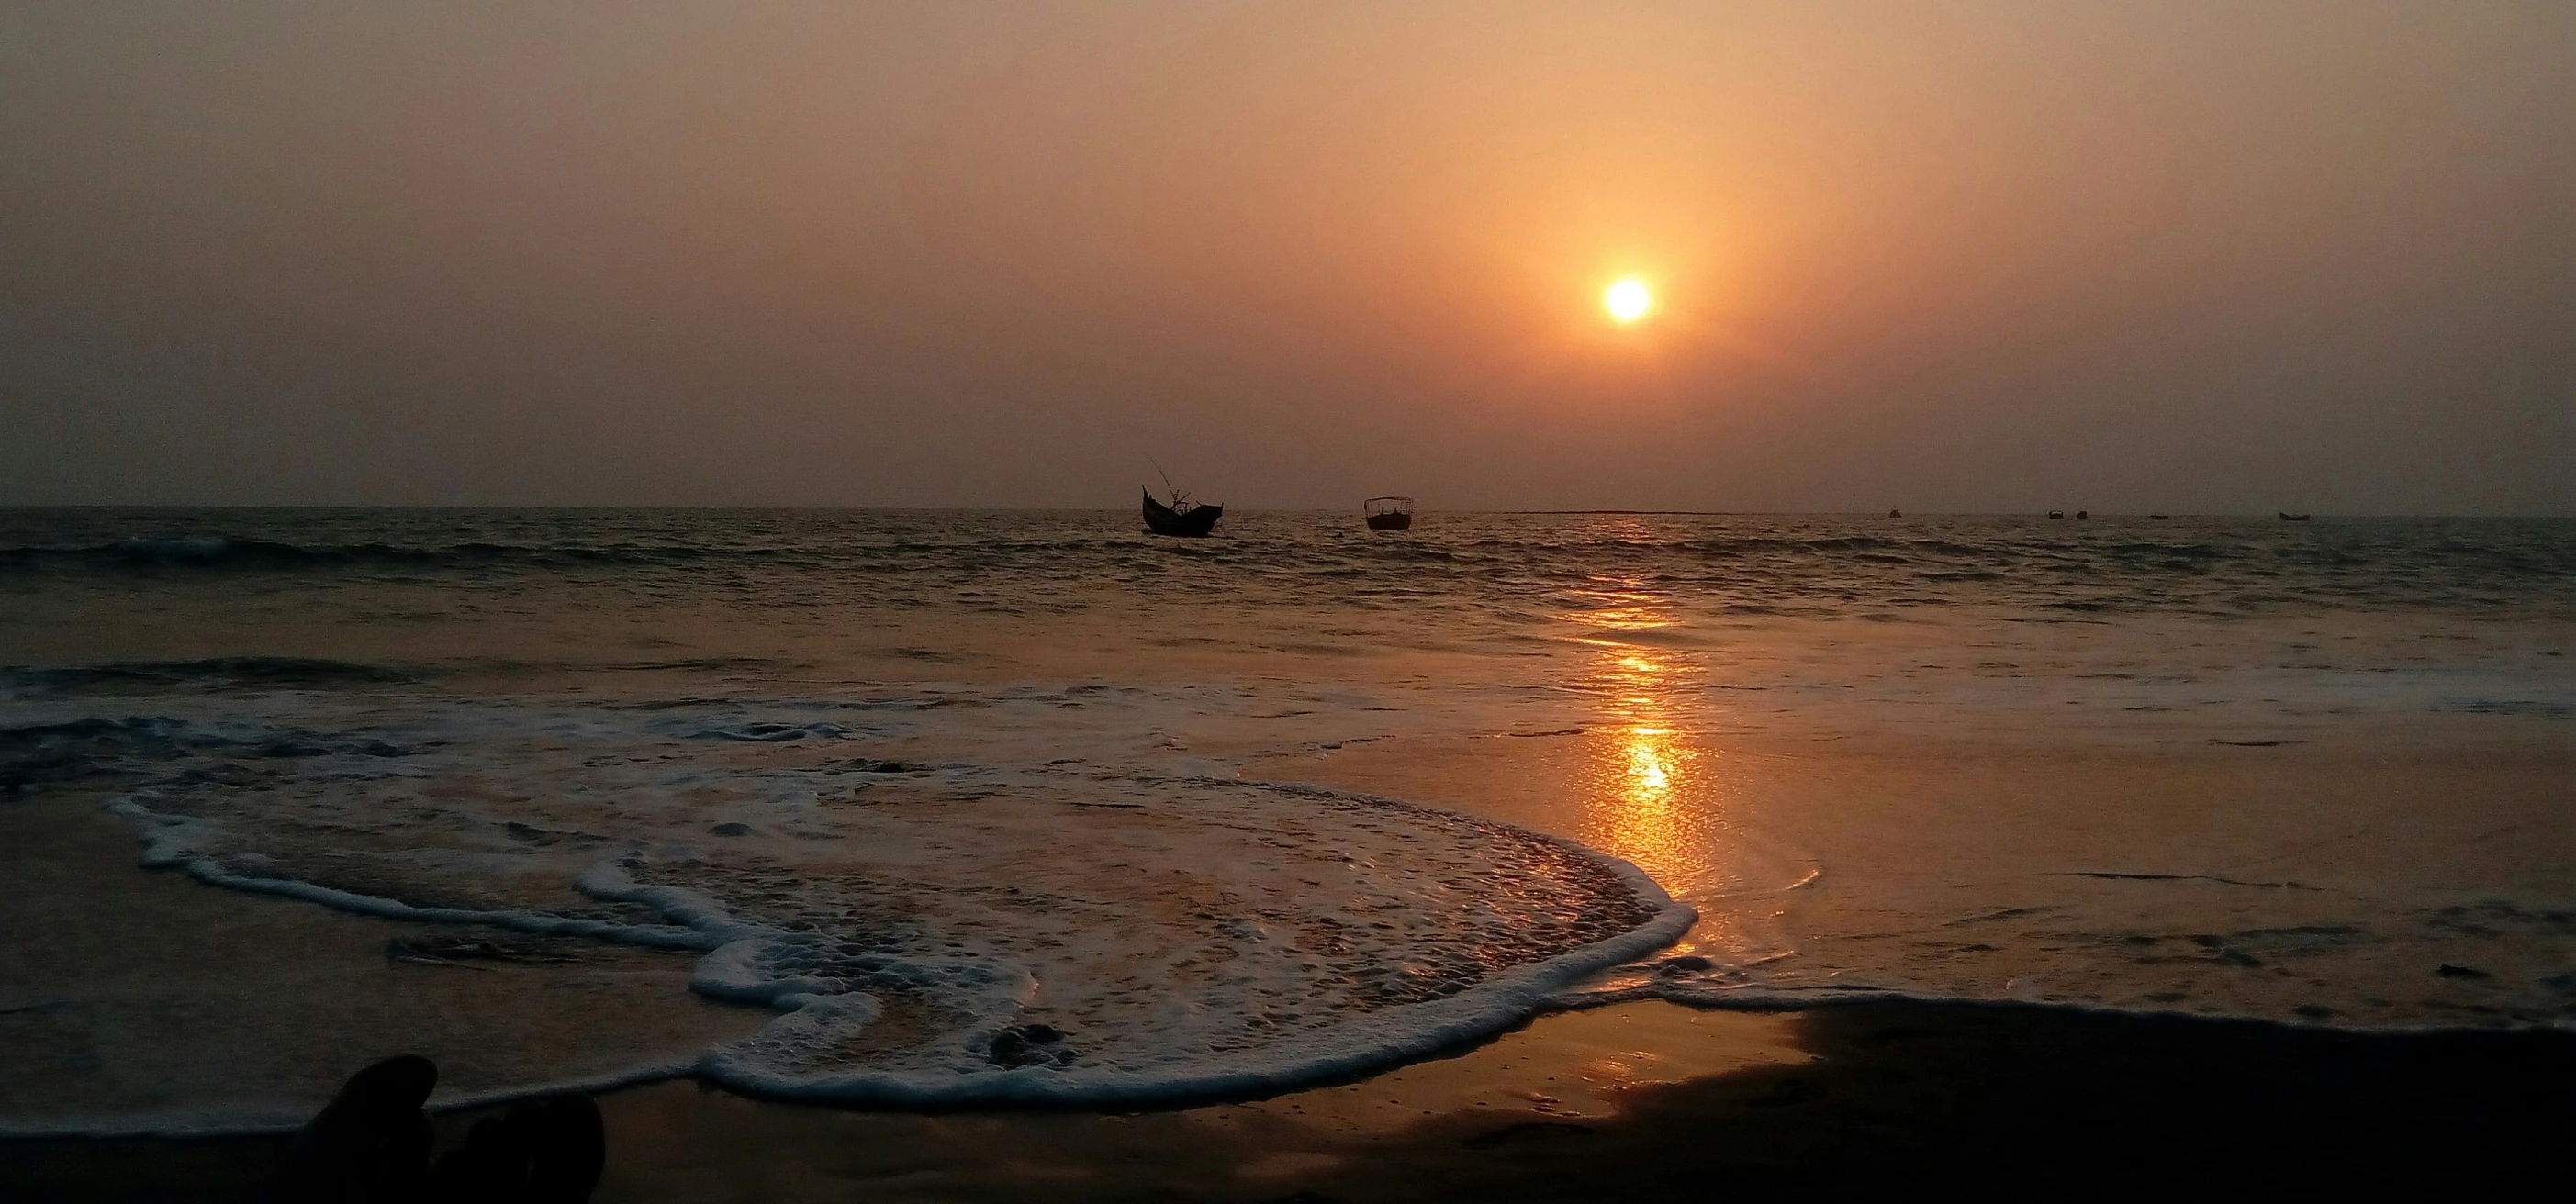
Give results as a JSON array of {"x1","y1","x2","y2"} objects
[
  {"x1": 6, "y1": 725, "x2": 2568, "y2": 1137},
  {"x1": 5, "y1": 561, "x2": 2567, "y2": 1202},
  {"x1": 6, "y1": 997, "x2": 2570, "y2": 1200}
]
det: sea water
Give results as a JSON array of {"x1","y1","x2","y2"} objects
[{"x1": 2, "y1": 509, "x2": 2569, "y2": 1132}]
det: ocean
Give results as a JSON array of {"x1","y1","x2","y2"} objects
[{"x1": 3, "y1": 508, "x2": 2570, "y2": 1133}]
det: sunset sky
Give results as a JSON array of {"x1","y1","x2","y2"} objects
[{"x1": 3, "y1": 2, "x2": 2567, "y2": 512}]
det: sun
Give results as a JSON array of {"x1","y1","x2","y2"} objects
[{"x1": 1603, "y1": 277, "x2": 1653, "y2": 324}]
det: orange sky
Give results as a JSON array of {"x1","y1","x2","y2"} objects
[{"x1": 2, "y1": 2, "x2": 2567, "y2": 511}]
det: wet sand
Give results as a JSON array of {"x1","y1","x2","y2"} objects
[
  {"x1": 565, "y1": 999, "x2": 2576, "y2": 1199},
  {"x1": 0, "y1": 795, "x2": 765, "y2": 1131},
  {"x1": 6, "y1": 997, "x2": 2570, "y2": 1200},
  {"x1": 5, "y1": 725, "x2": 2568, "y2": 1198}
]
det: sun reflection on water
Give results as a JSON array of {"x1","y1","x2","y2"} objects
[
  {"x1": 1629, "y1": 731, "x2": 1671, "y2": 795},
  {"x1": 1562, "y1": 577, "x2": 1710, "y2": 887},
  {"x1": 1558, "y1": 574, "x2": 1770, "y2": 960}
]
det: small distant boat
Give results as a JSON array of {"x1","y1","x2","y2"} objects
[
  {"x1": 1142, "y1": 487, "x2": 1223, "y2": 537},
  {"x1": 2048, "y1": 510, "x2": 2066, "y2": 520},
  {"x1": 1363, "y1": 496, "x2": 1414, "y2": 530},
  {"x1": 2149, "y1": 513, "x2": 2170, "y2": 520},
  {"x1": 1887, "y1": 508, "x2": 1902, "y2": 518},
  {"x1": 2076, "y1": 510, "x2": 2089, "y2": 520},
  {"x1": 2279, "y1": 512, "x2": 2313, "y2": 522}
]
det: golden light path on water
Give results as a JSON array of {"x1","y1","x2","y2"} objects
[{"x1": 1560, "y1": 566, "x2": 1772, "y2": 963}]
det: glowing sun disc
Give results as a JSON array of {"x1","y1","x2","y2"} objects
[{"x1": 1604, "y1": 277, "x2": 1652, "y2": 323}]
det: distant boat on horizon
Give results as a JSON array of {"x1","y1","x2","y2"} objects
[
  {"x1": 2279, "y1": 511, "x2": 2313, "y2": 522},
  {"x1": 1363, "y1": 496, "x2": 1414, "y2": 530},
  {"x1": 1142, "y1": 486, "x2": 1222, "y2": 537}
]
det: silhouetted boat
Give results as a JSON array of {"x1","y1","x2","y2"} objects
[
  {"x1": 2149, "y1": 513, "x2": 2170, "y2": 520},
  {"x1": 1363, "y1": 496, "x2": 1414, "y2": 530},
  {"x1": 2048, "y1": 510, "x2": 2066, "y2": 520},
  {"x1": 1887, "y1": 508, "x2": 1902, "y2": 518},
  {"x1": 2279, "y1": 512, "x2": 2313, "y2": 521},
  {"x1": 2076, "y1": 510, "x2": 2089, "y2": 520},
  {"x1": 1143, "y1": 487, "x2": 1222, "y2": 537}
]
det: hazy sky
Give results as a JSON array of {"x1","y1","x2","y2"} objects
[{"x1": 3, "y1": 2, "x2": 2568, "y2": 512}]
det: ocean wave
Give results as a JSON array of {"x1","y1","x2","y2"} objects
[
  {"x1": 3, "y1": 656, "x2": 421, "y2": 692},
  {"x1": 0, "y1": 538, "x2": 759, "y2": 573},
  {"x1": 2, "y1": 515, "x2": 2569, "y2": 620},
  {"x1": 1562, "y1": 944, "x2": 2575, "y2": 1037},
  {"x1": 0, "y1": 713, "x2": 420, "y2": 793},
  {"x1": 28, "y1": 705, "x2": 1692, "y2": 1120}
]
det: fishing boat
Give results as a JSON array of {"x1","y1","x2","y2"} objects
[
  {"x1": 2279, "y1": 512, "x2": 2313, "y2": 521},
  {"x1": 1142, "y1": 487, "x2": 1223, "y2": 537},
  {"x1": 1363, "y1": 496, "x2": 1414, "y2": 530}
]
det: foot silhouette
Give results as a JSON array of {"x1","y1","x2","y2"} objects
[{"x1": 280, "y1": 1056, "x2": 602, "y2": 1203}]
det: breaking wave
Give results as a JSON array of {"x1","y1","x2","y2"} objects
[
  {"x1": 17, "y1": 704, "x2": 1689, "y2": 1118},
  {"x1": 3, "y1": 512, "x2": 2570, "y2": 621},
  {"x1": 2, "y1": 657, "x2": 422, "y2": 693},
  {"x1": 0, "y1": 537, "x2": 755, "y2": 572}
]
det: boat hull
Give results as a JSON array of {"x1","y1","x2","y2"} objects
[
  {"x1": 1361, "y1": 496, "x2": 1415, "y2": 530},
  {"x1": 1143, "y1": 490, "x2": 1223, "y2": 537}
]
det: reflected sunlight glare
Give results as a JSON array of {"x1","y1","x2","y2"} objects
[
  {"x1": 1566, "y1": 576, "x2": 1710, "y2": 899},
  {"x1": 1555, "y1": 563, "x2": 1806, "y2": 973}
]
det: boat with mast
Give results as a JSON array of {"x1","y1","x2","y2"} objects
[
  {"x1": 1142, "y1": 487, "x2": 1222, "y2": 537},
  {"x1": 1140, "y1": 462, "x2": 1222, "y2": 537}
]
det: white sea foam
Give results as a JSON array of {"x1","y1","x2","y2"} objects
[
  {"x1": 49, "y1": 706, "x2": 1692, "y2": 1120},
  {"x1": 6, "y1": 510, "x2": 2570, "y2": 1130}
]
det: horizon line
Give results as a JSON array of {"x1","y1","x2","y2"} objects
[{"x1": 4, "y1": 504, "x2": 2571, "y2": 519}]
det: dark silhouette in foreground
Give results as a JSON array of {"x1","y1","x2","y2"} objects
[
  {"x1": 8, "y1": 1002, "x2": 2570, "y2": 1199},
  {"x1": 1340, "y1": 1002, "x2": 2576, "y2": 1198},
  {"x1": 279, "y1": 1055, "x2": 601, "y2": 1203}
]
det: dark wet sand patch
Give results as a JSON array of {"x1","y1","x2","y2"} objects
[{"x1": 7, "y1": 999, "x2": 2569, "y2": 1201}]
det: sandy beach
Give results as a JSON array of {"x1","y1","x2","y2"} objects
[
  {"x1": 9, "y1": 996, "x2": 2570, "y2": 1200},
  {"x1": 8, "y1": 717, "x2": 2567, "y2": 1199}
]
